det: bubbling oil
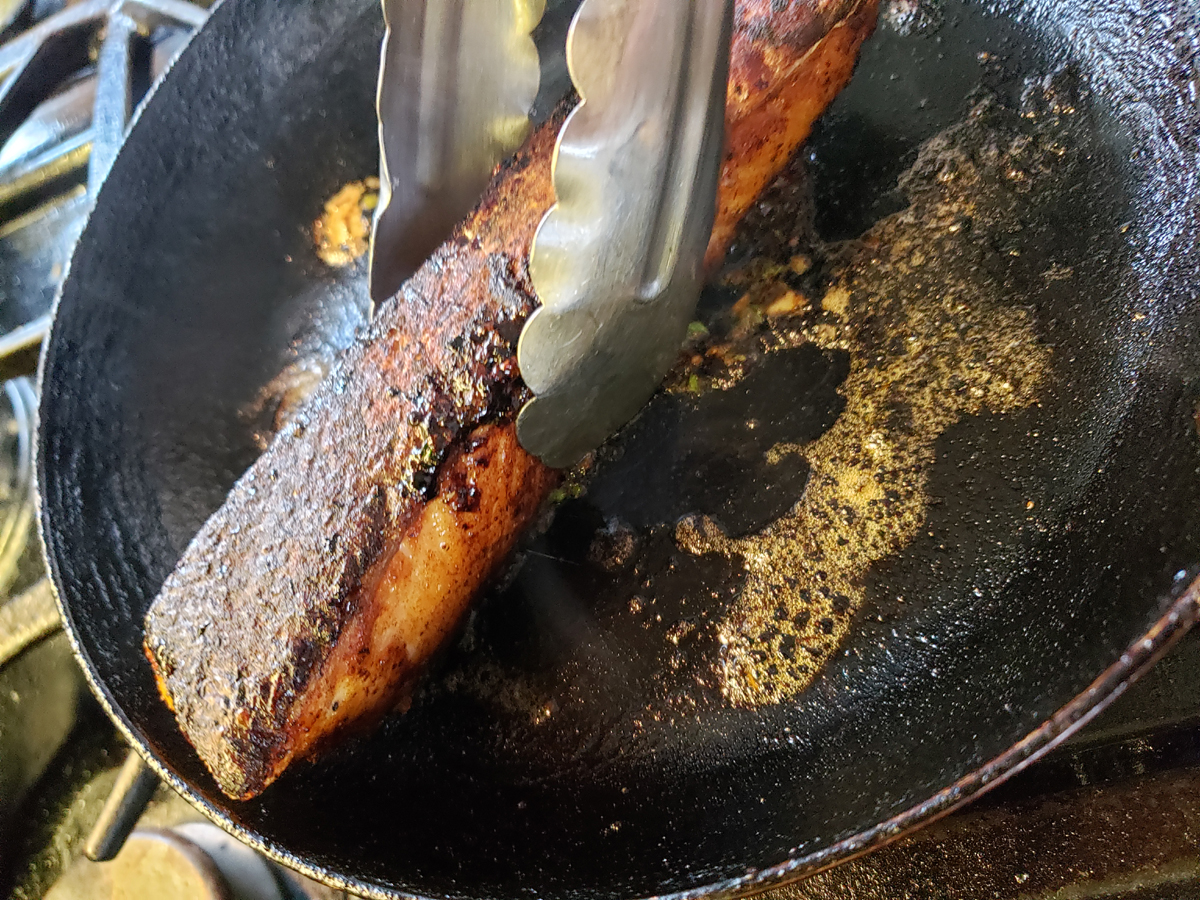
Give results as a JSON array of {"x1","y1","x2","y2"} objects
[
  {"x1": 442, "y1": 75, "x2": 1090, "y2": 726},
  {"x1": 684, "y1": 89, "x2": 1081, "y2": 705}
]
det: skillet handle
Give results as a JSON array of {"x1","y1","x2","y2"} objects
[{"x1": 85, "y1": 751, "x2": 161, "y2": 862}]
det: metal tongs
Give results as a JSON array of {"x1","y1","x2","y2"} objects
[{"x1": 372, "y1": 0, "x2": 733, "y2": 467}]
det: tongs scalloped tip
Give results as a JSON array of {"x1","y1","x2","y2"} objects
[{"x1": 516, "y1": 0, "x2": 734, "y2": 468}]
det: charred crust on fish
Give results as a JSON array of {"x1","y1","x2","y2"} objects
[{"x1": 143, "y1": 0, "x2": 879, "y2": 800}]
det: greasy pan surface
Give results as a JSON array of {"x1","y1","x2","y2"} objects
[{"x1": 37, "y1": 0, "x2": 1200, "y2": 898}]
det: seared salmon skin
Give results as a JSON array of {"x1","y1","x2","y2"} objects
[{"x1": 144, "y1": 0, "x2": 879, "y2": 800}]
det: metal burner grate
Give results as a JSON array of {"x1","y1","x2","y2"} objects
[{"x1": 0, "y1": 0, "x2": 207, "y2": 342}]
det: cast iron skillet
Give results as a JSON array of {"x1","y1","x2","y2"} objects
[{"x1": 35, "y1": 0, "x2": 1200, "y2": 898}]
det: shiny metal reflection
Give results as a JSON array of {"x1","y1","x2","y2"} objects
[
  {"x1": 370, "y1": 0, "x2": 544, "y2": 302},
  {"x1": 517, "y1": 0, "x2": 733, "y2": 467}
]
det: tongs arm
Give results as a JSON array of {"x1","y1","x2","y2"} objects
[
  {"x1": 372, "y1": 0, "x2": 734, "y2": 467},
  {"x1": 517, "y1": 0, "x2": 734, "y2": 467},
  {"x1": 371, "y1": 0, "x2": 544, "y2": 302}
]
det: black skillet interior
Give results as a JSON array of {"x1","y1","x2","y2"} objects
[{"x1": 37, "y1": 0, "x2": 1200, "y2": 898}]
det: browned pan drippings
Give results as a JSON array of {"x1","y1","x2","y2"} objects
[
  {"x1": 435, "y1": 68, "x2": 1111, "y2": 730},
  {"x1": 704, "y1": 91, "x2": 1065, "y2": 705}
]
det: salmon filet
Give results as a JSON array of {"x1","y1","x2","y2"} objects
[{"x1": 144, "y1": 0, "x2": 880, "y2": 800}]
